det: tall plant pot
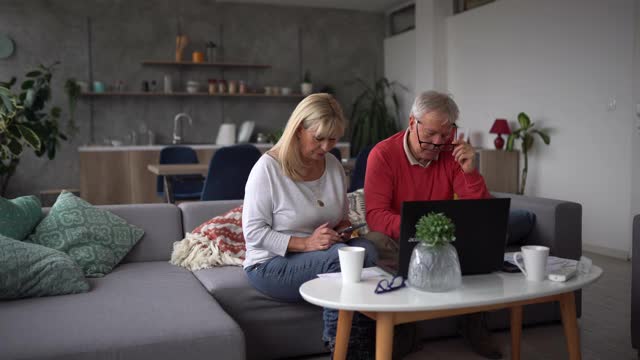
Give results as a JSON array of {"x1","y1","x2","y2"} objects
[{"x1": 407, "y1": 242, "x2": 461, "y2": 292}]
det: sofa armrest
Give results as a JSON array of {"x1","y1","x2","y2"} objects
[{"x1": 492, "y1": 192, "x2": 582, "y2": 261}]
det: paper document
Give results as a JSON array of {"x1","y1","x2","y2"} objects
[
  {"x1": 504, "y1": 252, "x2": 578, "y2": 272},
  {"x1": 317, "y1": 267, "x2": 386, "y2": 280}
]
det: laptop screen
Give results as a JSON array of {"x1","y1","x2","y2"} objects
[{"x1": 382, "y1": 198, "x2": 510, "y2": 278}]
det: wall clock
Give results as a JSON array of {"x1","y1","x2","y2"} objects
[{"x1": 0, "y1": 34, "x2": 15, "y2": 59}]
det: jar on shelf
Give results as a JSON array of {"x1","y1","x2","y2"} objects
[
  {"x1": 208, "y1": 79, "x2": 217, "y2": 95},
  {"x1": 228, "y1": 80, "x2": 237, "y2": 94},
  {"x1": 239, "y1": 81, "x2": 247, "y2": 94},
  {"x1": 218, "y1": 80, "x2": 227, "y2": 94}
]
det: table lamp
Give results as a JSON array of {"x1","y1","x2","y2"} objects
[{"x1": 489, "y1": 118, "x2": 511, "y2": 150}]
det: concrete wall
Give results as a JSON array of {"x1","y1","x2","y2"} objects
[
  {"x1": 0, "y1": 0, "x2": 384, "y2": 197},
  {"x1": 446, "y1": 0, "x2": 636, "y2": 257}
]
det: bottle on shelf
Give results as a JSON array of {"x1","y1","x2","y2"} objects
[{"x1": 208, "y1": 79, "x2": 217, "y2": 94}]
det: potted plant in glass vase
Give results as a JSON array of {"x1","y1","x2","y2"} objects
[{"x1": 407, "y1": 212, "x2": 461, "y2": 292}]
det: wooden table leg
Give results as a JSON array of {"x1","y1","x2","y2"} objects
[
  {"x1": 376, "y1": 312, "x2": 394, "y2": 360},
  {"x1": 559, "y1": 292, "x2": 581, "y2": 360},
  {"x1": 510, "y1": 305, "x2": 523, "y2": 360},
  {"x1": 334, "y1": 310, "x2": 353, "y2": 360},
  {"x1": 163, "y1": 175, "x2": 175, "y2": 204}
]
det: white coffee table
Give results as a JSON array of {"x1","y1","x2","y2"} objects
[{"x1": 299, "y1": 266, "x2": 602, "y2": 360}]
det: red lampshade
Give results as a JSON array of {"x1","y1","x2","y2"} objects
[{"x1": 489, "y1": 119, "x2": 511, "y2": 135}]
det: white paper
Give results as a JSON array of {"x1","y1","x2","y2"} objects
[
  {"x1": 504, "y1": 252, "x2": 578, "y2": 272},
  {"x1": 317, "y1": 267, "x2": 386, "y2": 280}
]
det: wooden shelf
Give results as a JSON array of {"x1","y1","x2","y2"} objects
[
  {"x1": 80, "y1": 92, "x2": 304, "y2": 98},
  {"x1": 142, "y1": 60, "x2": 271, "y2": 69}
]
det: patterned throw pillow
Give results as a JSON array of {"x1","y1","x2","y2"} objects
[
  {"x1": 346, "y1": 189, "x2": 369, "y2": 236},
  {"x1": 0, "y1": 234, "x2": 89, "y2": 299},
  {"x1": 26, "y1": 191, "x2": 144, "y2": 277},
  {"x1": 0, "y1": 195, "x2": 42, "y2": 240},
  {"x1": 170, "y1": 205, "x2": 245, "y2": 271}
]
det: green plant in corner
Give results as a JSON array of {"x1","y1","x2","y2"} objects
[
  {"x1": 0, "y1": 62, "x2": 69, "y2": 196},
  {"x1": 415, "y1": 212, "x2": 456, "y2": 248},
  {"x1": 349, "y1": 78, "x2": 402, "y2": 157},
  {"x1": 505, "y1": 112, "x2": 551, "y2": 195}
]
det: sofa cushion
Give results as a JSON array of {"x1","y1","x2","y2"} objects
[
  {"x1": 0, "y1": 262, "x2": 245, "y2": 360},
  {"x1": 27, "y1": 191, "x2": 144, "y2": 277},
  {"x1": 0, "y1": 234, "x2": 89, "y2": 300},
  {"x1": 0, "y1": 195, "x2": 41, "y2": 240},
  {"x1": 193, "y1": 266, "x2": 326, "y2": 360},
  {"x1": 507, "y1": 209, "x2": 536, "y2": 245}
]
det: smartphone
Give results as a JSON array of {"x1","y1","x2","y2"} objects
[
  {"x1": 502, "y1": 261, "x2": 521, "y2": 273},
  {"x1": 339, "y1": 223, "x2": 367, "y2": 234}
]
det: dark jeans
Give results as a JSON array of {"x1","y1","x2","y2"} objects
[{"x1": 245, "y1": 238, "x2": 378, "y2": 358}]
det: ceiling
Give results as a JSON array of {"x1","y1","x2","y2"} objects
[{"x1": 216, "y1": 0, "x2": 410, "y2": 13}]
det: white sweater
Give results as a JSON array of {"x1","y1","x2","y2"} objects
[{"x1": 242, "y1": 153, "x2": 348, "y2": 268}]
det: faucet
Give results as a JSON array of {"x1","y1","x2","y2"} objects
[{"x1": 172, "y1": 113, "x2": 193, "y2": 144}]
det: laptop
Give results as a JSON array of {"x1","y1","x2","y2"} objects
[{"x1": 379, "y1": 198, "x2": 511, "y2": 278}]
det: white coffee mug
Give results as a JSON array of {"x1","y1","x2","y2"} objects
[
  {"x1": 513, "y1": 245, "x2": 549, "y2": 281},
  {"x1": 338, "y1": 246, "x2": 365, "y2": 283}
]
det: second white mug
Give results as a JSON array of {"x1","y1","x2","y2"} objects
[{"x1": 513, "y1": 245, "x2": 549, "y2": 281}]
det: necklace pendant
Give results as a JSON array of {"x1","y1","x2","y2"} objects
[{"x1": 317, "y1": 199, "x2": 325, "y2": 207}]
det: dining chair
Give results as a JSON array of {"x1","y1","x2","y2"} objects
[
  {"x1": 348, "y1": 145, "x2": 373, "y2": 192},
  {"x1": 156, "y1": 146, "x2": 204, "y2": 200},
  {"x1": 201, "y1": 144, "x2": 262, "y2": 201}
]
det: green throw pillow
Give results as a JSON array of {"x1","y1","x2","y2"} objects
[
  {"x1": 0, "y1": 234, "x2": 89, "y2": 300},
  {"x1": 0, "y1": 195, "x2": 42, "y2": 240},
  {"x1": 27, "y1": 191, "x2": 145, "y2": 277}
]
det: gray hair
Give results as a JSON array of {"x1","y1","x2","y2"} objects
[{"x1": 409, "y1": 91, "x2": 459, "y2": 125}]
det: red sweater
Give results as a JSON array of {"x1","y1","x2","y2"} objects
[{"x1": 364, "y1": 131, "x2": 490, "y2": 240}]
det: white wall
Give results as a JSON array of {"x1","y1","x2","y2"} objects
[
  {"x1": 384, "y1": 30, "x2": 416, "y2": 125},
  {"x1": 446, "y1": 0, "x2": 636, "y2": 257},
  {"x1": 415, "y1": 0, "x2": 452, "y2": 92}
]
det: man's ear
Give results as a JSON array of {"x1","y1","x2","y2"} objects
[{"x1": 409, "y1": 115, "x2": 416, "y2": 130}]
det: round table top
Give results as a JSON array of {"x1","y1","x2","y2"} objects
[{"x1": 299, "y1": 266, "x2": 603, "y2": 312}]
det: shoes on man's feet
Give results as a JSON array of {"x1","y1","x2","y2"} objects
[{"x1": 458, "y1": 312, "x2": 503, "y2": 359}]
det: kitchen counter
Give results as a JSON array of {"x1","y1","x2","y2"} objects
[{"x1": 79, "y1": 142, "x2": 351, "y2": 205}]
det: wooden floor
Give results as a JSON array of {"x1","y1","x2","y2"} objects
[{"x1": 300, "y1": 252, "x2": 636, "y2": 360}]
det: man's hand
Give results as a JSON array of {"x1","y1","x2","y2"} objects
[
  {"x1": 452, "y1": 134, "x2": 476, "y2": 173},
  {"x1": 334, "y1": 220, "x2": 352, "y2": 241}
]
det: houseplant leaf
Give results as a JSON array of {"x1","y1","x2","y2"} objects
[
  {"x1": 518, "y1": 112, "x2": 531, "y2": 129},
  {"x1": 532, "y1": 129, "x2": 550, "y2": 145},
  {"x1": 16, "y1": 124, "x2": 41, "y2": 150}
]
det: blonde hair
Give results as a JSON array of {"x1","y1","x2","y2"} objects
[{"x1": 269, "y1": 93, "x2": 346, "y2": 181}]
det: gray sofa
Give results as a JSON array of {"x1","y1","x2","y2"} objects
[{"x1": 0, "y1": 193, "x2": 582, "y2": 360}]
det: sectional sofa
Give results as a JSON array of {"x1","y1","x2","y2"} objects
[{"x1": 0, "y1": 192, "x2": 582, "y2": 360}]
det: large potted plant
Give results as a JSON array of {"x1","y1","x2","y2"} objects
[
  {"x1": 0, "y1": 63, "x2": 72, "y2": 196},
  {"x1": 407, "y1": 212, "x2": 461, "y2": 292},
  {"x1": 505, "y1": 112, "x2": 551, "y2": 195},
  {"x1": 349, "y1": 78, "x2": 401, "y2": 157}
]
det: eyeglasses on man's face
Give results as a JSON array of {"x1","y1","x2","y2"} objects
[
  {"x1": 374, "y1": 276, "x2": 406, "y2": 294},
  {"x1": 414, "y1": 120, "x2": 457, "y2": 151}
]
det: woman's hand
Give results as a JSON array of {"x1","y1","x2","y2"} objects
[
  {"x1": 305, "y1": 223, "x2": 341, "y2": 251},
  {"x1": 334, "y1": 220, "x2": 352, "y2": 241}
]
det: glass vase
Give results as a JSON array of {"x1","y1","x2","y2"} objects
[{"x1": 407, "y1": 241, "x2": 461, "y2": 292}]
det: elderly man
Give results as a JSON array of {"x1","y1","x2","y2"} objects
[{"x1": 364, "y1": 90, "x2": 501, "y2": 359}]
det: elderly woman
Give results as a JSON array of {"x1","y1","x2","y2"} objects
[{"x1": 242, "y1": 93, "x2": 377, "y2": 358}]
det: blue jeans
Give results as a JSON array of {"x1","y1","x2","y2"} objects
[{"x1": 245, "y1": 238, "x2": 378, "y2": 358}]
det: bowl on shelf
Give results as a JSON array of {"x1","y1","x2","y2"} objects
[{"x1": 186, "y1": 81, "x2": 200, "y2": 94}]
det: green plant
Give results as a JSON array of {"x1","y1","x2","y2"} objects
[
  {"x1": 415, "y1": 212, "x2": 456, "y2": 247},
  {"x1": 349, "y1": 78, "x2": 402, "y2": 157},
  {"x1": 505, "y1": 112, "x2": 551, "y2": 195},
  {"x1": 0, "y1": 62, "x2": 69, "y2": 196},
  {"x1": 302, "y1": 70, "x2": 311, "y2": 84},
  {"x1": 267, "y1": 129, "x2": 283, "y2": 144}
]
